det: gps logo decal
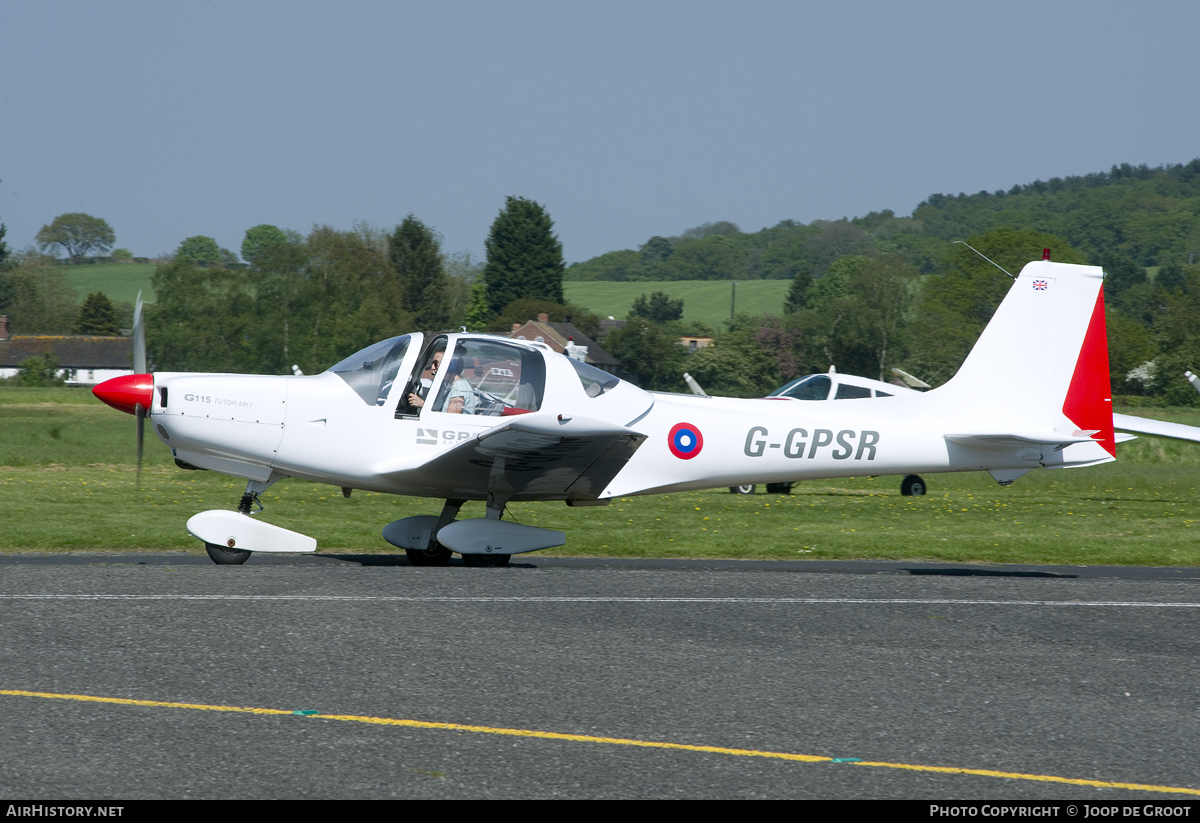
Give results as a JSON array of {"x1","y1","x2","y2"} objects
[{"x1": 667, "y1": 422, "x2": 704, "y2": 460}]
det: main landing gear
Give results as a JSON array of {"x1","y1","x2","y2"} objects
[
  {"x1": 730, "y1": 482, "x2": 793, "y2": 495},
  {"x1": 900, "y1": 474, "x2": 927, "y2": 496},
  {"x1": 404, "y1": 499, "x2": 461, "y2": 566},
  {"x1": 397, "y1": 499, "x2": 513, "y2": 567},
  {"x1": 406, "y1": 541, "x2": 452, "y2": 566}
]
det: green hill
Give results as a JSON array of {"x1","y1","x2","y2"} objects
[
  {"x1": 566, "y1": 280, "x2": 790, "y2": 328},
  {"x1": 565, "y1": 159, "x2": 1200, "y2": 283},
  {"x1": 60, "y1": 263, "x2": 156, "y2": 304}
]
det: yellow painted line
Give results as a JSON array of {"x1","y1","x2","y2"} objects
[
  {"x1": 5, "y1": 689, "x2": 1199, "y2": 796},
  {"x1": 1, "y1": 689, "x2": 293, "y2": 716},
  {"x1": 850, "y1": 760, "x2": 1200, "y2": 796}
]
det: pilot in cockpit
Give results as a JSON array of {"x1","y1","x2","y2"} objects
[
  {"x1": 407, "y1": 350, "x2": 442, "y2": 410},
  {"x1": 407, "y1": 350, "x2": 476, "y2": 414}
]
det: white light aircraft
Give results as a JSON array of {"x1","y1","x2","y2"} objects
[{"x1": 93, "y1": 259, "x2": 1116, "y2": 566}]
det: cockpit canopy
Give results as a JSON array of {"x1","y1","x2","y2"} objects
[
  {"x1": 769, "y1": 373, "x2": 895, "y2": 401},
  {"x1": 327, "y1": 335, "x2": 414, "y2": 406},
  {"x1": 430, "y1": 337, "x2": 546, "y2": 416},
  {"x1": 329, "y1": 332, "x2": 633, "y2": 416}
]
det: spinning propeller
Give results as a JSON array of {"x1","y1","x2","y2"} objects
[{"x1": 92, "y1": 292, "x2": 151, "y2": 486}]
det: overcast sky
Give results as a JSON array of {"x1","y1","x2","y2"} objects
[{"x1": 2, "y1": 1, "x2": 1198, "y2": 264}]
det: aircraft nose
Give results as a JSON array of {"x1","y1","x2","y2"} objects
[{"x1": 93, "y1": 373, "x2": 155, "y2": 415}]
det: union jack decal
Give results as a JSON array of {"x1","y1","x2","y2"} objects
[{"x1": 1032, "y1": 280, "x2": 1048, "y2": 290}]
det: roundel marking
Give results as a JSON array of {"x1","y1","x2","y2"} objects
[{"x1": 668, "y1": 422, "x2": 704, "y2": 460}]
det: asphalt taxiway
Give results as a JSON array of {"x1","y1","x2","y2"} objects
[{"x1": 1, "y1": 554, "x2": 1198, "y2": 799}]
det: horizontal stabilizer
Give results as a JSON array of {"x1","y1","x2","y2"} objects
[
  {"x1": 945, "y1": 431, "x2": 1099, "y2": 449},
  {"x1": 186, "y1": 510, "x2": 317, "y2": 553},
  {"x1": 1113, "y1": 413, "x2": 1200, "y2": 445},
  {"x1": 436, "y1": 518, "x2": 565, "y2": 555}
]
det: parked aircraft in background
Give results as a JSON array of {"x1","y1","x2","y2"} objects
[
  {"x1": 708, "y1": 362, "x2": 1200, "y2": 499},
  {"x1": 94, "y1": 260, "x2": 1118, "y2": 566}
]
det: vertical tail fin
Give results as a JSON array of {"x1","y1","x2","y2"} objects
[{"x1": 937, "y1": 260, "x2": 1114, "y2": 465}]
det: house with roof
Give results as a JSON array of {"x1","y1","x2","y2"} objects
[
  {"x1": 508, "y1": 313, "x2": 620, "y2": 375},
  {"x1": 0, "y1": 316, "x2": 134, "y2": 386}
]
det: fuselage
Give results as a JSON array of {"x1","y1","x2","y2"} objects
[{"x1": 131, "y1": 331, "x2": 1094, "y2": 502}]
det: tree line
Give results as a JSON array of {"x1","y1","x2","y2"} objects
[
  {"x1": 6, "y1": 164, "x2": 1200, "y2": 406},
  {"x1": 146, "y1": 196, "x2": 576, "y2": 375},
  {"x1": 567, "y1": 159, "x2": 1200, "y2": 285},
  {"x1": 601, "y1": 224, "x2": 1200, "y2": 407}
]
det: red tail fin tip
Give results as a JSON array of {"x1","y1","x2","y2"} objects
[{"x1": 1062, "y1": 288, "x2": 1115, "y2": 456}]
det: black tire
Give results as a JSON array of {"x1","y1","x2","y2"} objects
[
  {"x1": 900, "y1": 475, "x2": 927, "y2": 496},
  {"x1": 205, "y1": 542, "x2": 251, "y2": 565},
  {"x1": 730, "y1": 484, "x2": 756, "y2": 495},
  {"x1": 766, "y1": 482, "x2": 793, "y2": 494},
  {"x1": 462, "y1": 552, "x2": 511, "y2": 567},
  {"x1": 406, "y1": 543, "x2": 452, "y2": 566}
]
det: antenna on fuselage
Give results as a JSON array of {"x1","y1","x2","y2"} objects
[{"x1": 952, "y1": 240, "x2": 1015, "y2": 279}]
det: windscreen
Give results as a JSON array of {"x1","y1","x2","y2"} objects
[
  {"x1": 327, "y1": 335, "x2": 413, "y2": 406},
  {"x1": 773, "y1": 375, "x2": 831, "y2": 401}
]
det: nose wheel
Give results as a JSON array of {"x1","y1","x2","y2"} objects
[{"x1": 205, "y1": 542, "x2": 251, "y2": 565}]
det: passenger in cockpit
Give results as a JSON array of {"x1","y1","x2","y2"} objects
[{"x1": 439, "y1": 356, "x2": 476, "y2": 414}]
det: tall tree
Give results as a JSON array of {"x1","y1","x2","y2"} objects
[
  {"x1": 36, "y1": 213, "x2": 116, "y2": 262},
  {"x1": 0, "y1": 180, "x2": 8, "y2": 270},
  {"x1": 783, "y1": 261, "x2": 812, "y2": 313},
  {"x1": 148, "y1": 260, "x2": 258, "y2": 372},
  {"x1": 630, "y1": 291, "x2": 684, "y2": 323},
  {"x1": 1157, "y1": 262, "x2": 1188, "y2": 293},
  {"x1": 175, "y1": 236, "x2": 223, "y2": 265},
  {"x1": 77, "y1": 291, "x2": 119, "y2": 335},
  {"x1": 241, "y1": 224, "x2": 290, "y2": 266},
  {"x1": 602, "y1": 317, "x2": 687, "y2": 391},
  {"x1": 1101, "y1": 253, "x2": 1147, "y2": 300},
  {"x1": 685, "y1": 314, "x2": 780, "y2": 397},
  {"x1": 0, "y1": 252, "x2": 79, "y2": 333},
  {"x1": 388, "y1": 215, "x2": 450, "y2": 330},
  {"x1": 484, "y1": 196, "x2": 565, "y2": 314},
  {"x1": 844, "y1": 255, "x2": 917, "y2": 380}
]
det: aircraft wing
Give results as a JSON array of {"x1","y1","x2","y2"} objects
[
  {"x1": 395, "y1": 413, "x2": 647, "y2": 500},
  {"x1": 1112, "y1": 413, "x2": 1200, "y2": 445}
]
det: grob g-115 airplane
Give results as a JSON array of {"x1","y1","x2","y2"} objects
[{"x1": 92, "y1": 259, "x2": 1115, "y2": 566}]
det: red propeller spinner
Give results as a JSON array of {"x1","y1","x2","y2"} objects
[{"x1": 93, "y1": 373, "x2": 154, "y2": 415}]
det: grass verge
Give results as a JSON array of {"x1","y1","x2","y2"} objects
[
  {"x1": 565, "y1": 280, "x2": 790, "y2": 328},
  {"x1": 1, "y1": 389, "x2": 1197, "y2": 564}
]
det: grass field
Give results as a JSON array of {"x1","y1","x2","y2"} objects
[
  {"x1": 52, "y1": 266, "x2": 784, "y2": 329},
  {"x1": 61, "y1": 263, "x2": 157, "y2": 305},
  {"x1": 2, "y1": 386, "x2": 1198, "y2": 565},
  {"x1": 565, "y1": 280, "x2": 791, "y2": 328}
]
